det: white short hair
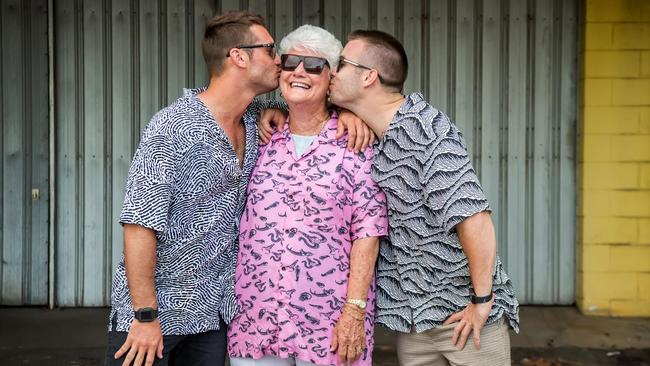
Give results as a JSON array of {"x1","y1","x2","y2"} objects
[{"x1": 278, "y1": 24, "x2": 342, "y2": 73}]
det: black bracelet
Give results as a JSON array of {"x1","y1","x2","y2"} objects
[{"x1": 470, "y1": 293, "x2": 493, "y2": 304}]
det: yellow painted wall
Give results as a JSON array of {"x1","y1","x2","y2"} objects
[{"x1": 579, "y1": 0, "x2": 650, "y2": 316}]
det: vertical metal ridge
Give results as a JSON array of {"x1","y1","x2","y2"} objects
[
  {"x1": 343, "y1": 0, "x2": 350, "y2": 38},
  {"x1": 48, "y1": 0, "x2": 56, "y2": 308},
  {"x1": 160, "y1": 0, "x2": 167, "y2": 107},
  {"x1": 103, "y1": 0, "x2": 113, "y2": 305},
  {"x1": 318, "y1": 0, "x2": 325, "y2": 26},
  {"x1": 551, "y1": 0, "x2": 562, "y2": 301},
  {"x1": 562, "y1": 0, "x2": 578, "y2": 304},
  {"x1": 293, "y1": 0, "x2": 300, "y2": 29},
  {"x1": 74, "y1": 0, "x2": 85, "y2": 305},
  {"x1": 524, "y1": 0, "x2": 534, "y2": 302},
  {"x1": 187, "y1": 0, "x2": 195, "y2": 86},
  {"x1": 499, "y1": 0, "x2": 510, "y2": 262},
  {"x1": 394, "y1": 0, "x2": 403, "y2": 42},
  {"x1": 268, "y1": 0, "x2": 276, "y2": 36},
  {"x1": 131, "y1": 0, "x2": 140, "y2": 166},
  {"x1": 473, "y1": 0, "x2": 483, "y2": 169},
  {"x1": 421, "y1": 0, "x2": 430, "y2": 99},
  {"x1": 22, "y1": 0, "x2": 33, "y2": 304},
  {"x1": 505, "y1": 0, "x2": 527, "y2": 299},
  {"x1": 447, "y1": 0, "x2": 456, "y2": 119},
  {"x1": 0, "y1": 0, "x2": 6, "y2": 303},
  {"x1": 555, "y1": 0, "x2": 577, "y2": 303},
  {"x1": 369, "y1": 0, "x2": 377, "y2": 29}
]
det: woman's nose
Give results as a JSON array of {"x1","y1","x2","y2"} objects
[{"x1": 293, "y1": 62, "x2": 307, "y2": 74}]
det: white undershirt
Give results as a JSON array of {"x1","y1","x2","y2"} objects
[{"x1": 291, "y1": 134, "x2": 318, "y2": 157}]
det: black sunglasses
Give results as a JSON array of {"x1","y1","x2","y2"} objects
[
  {"x1": 228, "y1": 43, "x2": 276, "y2": 58},
  {"x1": 280, "y1": 54, "x2": 330, "y2": 75}
]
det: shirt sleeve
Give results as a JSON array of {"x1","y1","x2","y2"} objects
[
  {"x1": 422, "y1": 117, "x2": 490, "y2": 235},
  {"x1": 119, "y1": 117, "x2": 176, "y2": 233},
  {"x1": 350, "y1": 147, "x2": 389, "y2": 241},
  {"x1": 245, "y1": 97, "x2": 289, "y2": 119}
]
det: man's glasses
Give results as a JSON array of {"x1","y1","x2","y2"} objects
[
  {"x1": 280, "y1": 54, "x2": 330, "y2": 75},
  {"x1": 337, "y1": 56, "x2": 391, "y2": 85},
  {"x1": 228, "y1": 43, "x2": 276, "y2": 58}
]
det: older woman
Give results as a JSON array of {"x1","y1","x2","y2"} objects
[{"x1": 227, "y1": 25, "x2": 387, "y2": 366}]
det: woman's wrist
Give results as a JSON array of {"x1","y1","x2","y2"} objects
[{"x1": 343, "y1": 303, "x2": 365, "y2": 321}]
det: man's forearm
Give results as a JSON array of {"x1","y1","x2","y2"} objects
[
  {"x1": 455, "y1": 211, "x2": 496, "y2": 296},
  {"x1": 123, "y1": 224, "x2": 158, "y2": 309},
  {"x1": 346, "y1": 236, "x2": 380, "y2": 301}
]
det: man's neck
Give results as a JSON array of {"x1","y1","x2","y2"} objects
[
  {"x1": 198, "y1": 75, "x2": 257, "y2": 127},
  {"x1": 353, "y1": 92, "x2": 405, "y2": 139}
]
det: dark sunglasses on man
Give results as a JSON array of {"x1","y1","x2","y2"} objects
[
  {"x1": 280, "y1": 54, "x2": 330, "y2": 75},
  {"x1": 228, "y1": 43, "x2": 276, "y2": 59}
]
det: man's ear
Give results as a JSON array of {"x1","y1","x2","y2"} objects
[
  {"x1": 228, "y1": 48, "x2": 249, "y2": 68},
  {"x1": 362, "y1": 69, "x2": 380, "y2": 87}
]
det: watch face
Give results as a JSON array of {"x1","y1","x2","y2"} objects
[
  {"x1": 139, "y1": 309, "x2": 155, "y2": 320},
  {"x1": 135, "y1": 307, "x2": 158, "y2": 322}
]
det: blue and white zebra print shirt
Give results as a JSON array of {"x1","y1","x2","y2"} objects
[
  {"x1": 372, "y1": 92, "x2": 520, "y2": 333},
  {"x1": 109, "y1": 88, "x2": 283, "y2": 335}
]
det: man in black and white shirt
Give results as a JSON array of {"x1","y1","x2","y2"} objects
[
  {"x1": 106, "y1": 11, "x2": 284, "y2": 366},
  {"x1": 329, "y1": 30, "x2": 519, "y2": 366}
]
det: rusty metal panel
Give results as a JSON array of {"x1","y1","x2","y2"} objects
[{"x1": 0, "y1": 0, "x2": 49, "y2": 305}]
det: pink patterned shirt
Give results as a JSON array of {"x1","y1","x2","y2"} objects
[{"x1": 227, "y1": 112, "x2": 388, "y2": 365}]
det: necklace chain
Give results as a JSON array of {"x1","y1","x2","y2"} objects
[{"x1": 290, "y1": 113, "x2": 330, "y2": 136}]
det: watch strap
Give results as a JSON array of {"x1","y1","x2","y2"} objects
[{"x1": 470, "y1": 293, "x2": 493, "y2": 304}]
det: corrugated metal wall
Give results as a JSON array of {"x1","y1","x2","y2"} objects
[
  {"x1": 0, "y1": 0, "x2": 577, "y2": 306},
  {"x1": 0, "y1": 0, "x2": 50, "y2": 305},
  {"x1": 53, "y1": 0, "x2": 216, "y2": 306}
]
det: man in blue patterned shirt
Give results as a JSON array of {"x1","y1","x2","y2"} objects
[
  {"x1": 329, "y1": 30, "x2": 519, "y2": 365},
  {"x1": 106, "y1": 11, "x2": 285, "y2": 366}
]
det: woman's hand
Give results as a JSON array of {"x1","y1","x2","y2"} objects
[
  {"x1": 258, "y1": 108, "x2": 288, "y2": 144},
  {"x1": 331, "y1": 304, "x2": 367, "y2": 365},
  {"x1": 336, "y1": 110, "x2": 376, "y2": 153}
]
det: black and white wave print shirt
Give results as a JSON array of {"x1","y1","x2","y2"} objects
[
  {"x1": 109, "y1": 88, "x2": 284, "y2": 335},
  {"x1": 372, "y1": 92, "x2": 520, "y2": 333}
]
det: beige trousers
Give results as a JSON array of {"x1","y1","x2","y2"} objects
[{"x1": 396, "y1": 318, "x2": 511, "y2": 366}]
